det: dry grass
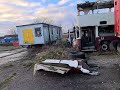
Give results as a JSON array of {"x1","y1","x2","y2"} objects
[{"x1": 35, "y1": 46, "x2": 69, "y2": 63}]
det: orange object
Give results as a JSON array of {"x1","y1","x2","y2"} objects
[
  {"x1": 22, "y1": 29, "x2": 34, "y2": 44},
  {"x1": 13, "y1": 41, "x2": 19, "y2": 47}
]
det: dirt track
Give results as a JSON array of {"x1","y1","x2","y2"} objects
[
  {"x1": 0, "y1": 48, "x2": 120, "y2": 90},
  {"x1": 0, "y1": 48, "x2": 27, "y2": 65}
]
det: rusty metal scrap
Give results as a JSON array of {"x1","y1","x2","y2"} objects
[{"x1": 77, "y1": 0, "x2": 114, "y2": 11}]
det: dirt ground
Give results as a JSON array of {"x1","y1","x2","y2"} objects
[
  {"x1": 0, "y1": 47, "x2": 120, "y2": 90},
  {"x1": 0, "y1": 46, "x2": 22, "y2": 52}
]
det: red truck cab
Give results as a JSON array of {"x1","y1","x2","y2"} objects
[
  {"x1": 114, "y1": 0, "x2": 120, "y2": 37},
  {"x1": 114, "y1": 0, "x2": 120, "y2": 52},
  {"x1": 74, "y1": 1, "x2": 120, "y2": 52}
]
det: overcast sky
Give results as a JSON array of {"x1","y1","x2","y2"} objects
[{"x1": 0, "y1": 0, "x2": 96, "y2": 36}]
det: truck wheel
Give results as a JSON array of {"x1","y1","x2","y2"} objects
[
  {"x1": 117, "y1": 43, "x2": 120, "y2": 53},
  {"x1": 101, "y1": 42, "x2": 109, "y2": 51},
  {"x1": 109, "y1": 40, "x2": 118, "y2": 51},
  {"x1": 69, "y1": 51, "x2": 85, "y2": 59},
  {"x1": 27, "y1": 45, "x2": 32, "y2": 49}
]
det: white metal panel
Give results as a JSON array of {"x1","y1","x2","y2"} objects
[
  {"x1": 17, "y1": 27, "x2": 23, "y2": 45},
  {"x1": 33, "y1": 63, "x2": 70, "y2": 75},
  {"x1": 95, "y1": 26, "x2": 99, "y2": 37},
  {"x1": 49, "y1": 26, "x2": 54, "y2": 42},
  {"x1": 49, "y1": 26, "x2": 61, "y2": 41},
  {"x1": 43, "y1": 26, "x2": 49, "y2": 43},
  {"x1": 53, "y1": 27, "x2": 57, "y2": 41},
  {"x1": 57, "y1": 28, "x2": 61, "y2": 39},
  {"x1": 42, "y1": 59, "x2": 78, "y2": 68},
  {"x1": 78, "y1": 12, "x2": 114, "y2": 27},
  {"x1": 59, "y1": 28, "x2": 62, "y2": 39},
  {"x1": 49, "y1": 26, "x2": 61, "y2": 42},
  {"x1": 58, "y1": 28, "x2": 61, "y2": 39},
  {"x1": 56, "y1": 28, "x2": 59, "y2": 39},
  {"x1": 34, "y1": 59, "x2": 99, "y2": 75},
  {"x1": 17, "y1": 24, "x2": 62, "y2": 45},
  {"x1": 34, "y1": 24, "x2": 44, "y2": 44}
]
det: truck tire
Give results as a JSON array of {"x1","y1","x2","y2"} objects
[
  {"x1": 100, "y1": 41, "x2": 109, "y2": 51},
  {"x1": 117, "y1": 43, "x2": 120, "y2": 53},
  {"x1": 27, "y1": 45, "x2": 32, "y2": 49},
  {"x1": 109, "y1": 40, "x2": 118, "y2": 51},
  {"x1": 69, "y1": 51, "x2": 85, "y2": 59}
]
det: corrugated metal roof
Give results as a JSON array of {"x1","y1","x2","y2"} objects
[{"x1": 16, "y1": 23, "x2": 61, "y2": 28}]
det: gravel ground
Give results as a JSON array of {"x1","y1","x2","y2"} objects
[{"x1": 0, "y1": 49, "x2": 120, "y2": 90}]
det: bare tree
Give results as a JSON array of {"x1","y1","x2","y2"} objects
[{"x1": 9, "y1": 27, "x2": 17, "y2": 35}]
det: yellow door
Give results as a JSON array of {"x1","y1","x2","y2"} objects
[{"x1": 22, "y1": 29, "x2": 34, "y2": 44}]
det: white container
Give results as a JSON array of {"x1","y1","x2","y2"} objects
[{"x1": 16, "y1": 23, "x2": 62, "y2": 46}]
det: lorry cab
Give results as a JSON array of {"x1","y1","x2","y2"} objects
[
  {"x1": 72, "y1": 0, "x2": 120, "y2": 51},
  {"x1": 114, "y1": 0, "x2": 120, "y2": 37},
  {"x1": 114, "y1": 0, "x2": 120, "y2": 52}
]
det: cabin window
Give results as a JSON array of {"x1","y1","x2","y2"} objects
[
  {"x1": 100, "y1": 21, "x2": 107, "y2": 24},
  {"x1": 98, "y1": 25, "x2": 114, "y2": 36},
  {"x1": 35, "y1": 27, "x2": 42, "y2": 37}
]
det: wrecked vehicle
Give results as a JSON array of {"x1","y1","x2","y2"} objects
[
  {"x1": 34, "y1": 59, "x2": 99, "y2": 76},
  {"x1": 69, "y1": 0, "x2": 120, "y2": 52}
]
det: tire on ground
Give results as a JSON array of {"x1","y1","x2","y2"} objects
[
  {"x1": 109, "y1": 40, "x2": 118, "y2": 51},
  {"x1": 27, "y1": 45, "x2": 32, "y2": 49},
  {"x1": 100, "y1": 41, "x2": 109, "y2": 51},
  {"x1": 69, "y1": 51, "x2": 85, "y2": 59},
  {"x1": 117, "y1": 43, "x2": 120, "y2": 53}
]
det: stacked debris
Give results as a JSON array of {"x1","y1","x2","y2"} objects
[{"x1": 34, "y1": 59, "x2": 99, "y2": 76}]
